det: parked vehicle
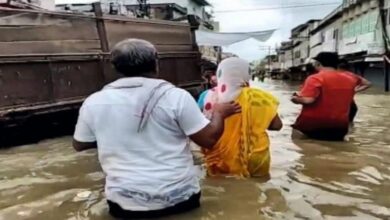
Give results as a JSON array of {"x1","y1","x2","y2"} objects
[{"x1": 0, "y1": 4, "x2": 204, "y2": 127}]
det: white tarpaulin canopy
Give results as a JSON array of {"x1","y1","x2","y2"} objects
[{"x1": 195, "y1": 29, "x2": 275, "y2": 46}]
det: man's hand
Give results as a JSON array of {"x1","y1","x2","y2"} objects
[
  {"x1": 213, "y1": 102, "x2": 241, "y2": 118},
  {"x1": 190, "y1": 102, "x2": 241, "y2": 149},
  {"x1": 355, "y1": 78, "x2": 371, "y2": 93},
  {"x1": 291, "y1": 95, "x2": 301, "y2": 104},
  {"x1": 73, "y1": 139, "x2": 97, "y2": 152},
  {"x1": 291, "y1": 94, "x2": 316, "y2": 105}
]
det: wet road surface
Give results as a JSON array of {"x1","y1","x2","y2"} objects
[{"x1": 0, "y1": 80, "x2": 389, "y2": 220}]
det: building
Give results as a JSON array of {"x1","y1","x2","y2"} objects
[
  {"x1": 291, "y1": 20, "x2": 321, "y2": 68},
  {"x1": 56, "y1": 0, "x2": 213, "y2": 29},
  {"x1": 263, "y1": 54, "x2": 279, "y2": 74},
  {"x1": 276, "y1": 0, "x2": 390, "y2": 90},
  {"x1": 310, "y1": 0, "x2": 385, "y2": 87},
  {"x1": 277, "y1": 41, "x2": 293, "y2": 74},
  {"x1": 275, "y1": 20, "x2": 320, "y2": 79},
  {"x1": 125, "y1": 3, "x2": 187, "y2": 20},
  {"x1": 0, "y1": 0, "x2": 55, "y2": 10},
  {"x1": 119, "y1": 0, "x2": 214, "y2": 29},
  {"x1": 56, "y1": 2, "x2": 132, "y2": 16}
]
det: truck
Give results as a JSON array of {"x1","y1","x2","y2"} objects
[{"x1": 0, "y1": 4, "x2": 204, "y2": 145}]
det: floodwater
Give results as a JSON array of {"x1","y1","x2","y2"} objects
[{"x1": 1, "y1": 80, "x2": 390, "y2": 220}]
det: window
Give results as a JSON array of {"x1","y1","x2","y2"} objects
[
  {"x1": 351, "y1": 21, "x2": 355, "y2": 37},
  {"x1": 294, "y1": 50, "x2": 301, "y2": 58},
  {"x1": 369, "y1": 10, "x2": 379, "y2": 32},
  {"x1": 355, "y1": 16, "x2": 362, "y2": 35},
  {"x1": 362, "y1": 13, "x2": 369, "y2": 33},
  {"x1": 345, "y1": 22, "x2": 351, "y2": 38},
  {"x1": 388, "y1": 8, "x2": 390, "y2": 24},
  {"x1": 334, "y1": 29, "x2": 339, "y2": 39},
  {"x1": 342, "y1": 22, "x2": 348, "y2": 39}
]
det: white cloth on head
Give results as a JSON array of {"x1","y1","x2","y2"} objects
[{"x1": 203, "y1": 58, "x2": 251, "y2": 118}]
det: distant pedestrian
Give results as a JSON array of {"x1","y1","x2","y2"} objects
[
  {"x1": 198, "y1": 74, "x2": 217, "y2": 110},
  {"x1": 291, "y1": 52, "x2": 369, "y2": 141},
  {"x1": 198, "y1": 62, "x2": 218, "y2": 109}
]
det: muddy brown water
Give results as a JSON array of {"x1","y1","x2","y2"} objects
[{"x1": 1, "y1": 80, "x2": 389, "y2": 220}]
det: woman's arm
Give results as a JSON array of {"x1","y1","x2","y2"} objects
[{"x1": 268, "y1": 113, "x2": 283, "y2": 131}]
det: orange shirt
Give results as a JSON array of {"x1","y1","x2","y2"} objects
[{"x1": 294, "y1": 70, "x2": 362, "y2": 139}]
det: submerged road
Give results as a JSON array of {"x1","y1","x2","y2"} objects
[{"x1": 0, "y1": 80, "x2": 389, "y2": 220}]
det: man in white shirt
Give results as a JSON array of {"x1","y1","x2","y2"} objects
[{"x1": 73, "y1": 39, "x2": 240, "y2": 219}]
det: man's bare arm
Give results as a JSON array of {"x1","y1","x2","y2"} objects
[
  {"x1": 355, "y1": 78, "x2": 372, "y2": 93},
  {"x1": 291, "y1": 95, "x2": 316, "y2": 105},
  {"x1": 72, "y1": 139, "x2": 97, "y2": 152},
  {"x1": 190, "y1": 102, "x2": 241, "y2": 149}
]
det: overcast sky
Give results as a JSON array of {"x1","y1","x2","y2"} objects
[
  {"x1": 55, "y1": 0, "x2": 342, "y2": 61},
  {"x1": 209, "y1": 0, "x2": 342, "y2": 61}
]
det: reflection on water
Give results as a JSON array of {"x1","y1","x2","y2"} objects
[{"x1": 1, "y1": 80, "x2": 389, "y2": 220}]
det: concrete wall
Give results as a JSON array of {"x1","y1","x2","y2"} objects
[
  {"x1": 309, "y1": 18, "x2": 342, "y2": 57},
  {"x1": 1, "y1": 0, "x2": 55, "y2": 10},
  {"x1": 284, "y1": 49, "x2": 293, "y2": 69},
  {"x1": 118, "y1": 0, "x2": 206, "y2": 19},
  {"x1": 39, "y1": 0, "x2": 55, "y2": 10}
]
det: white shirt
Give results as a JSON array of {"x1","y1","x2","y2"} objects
[{"x1": 73, "y1": 77, "x2": 209, "y2": 211}]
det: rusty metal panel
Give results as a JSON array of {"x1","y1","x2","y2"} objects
[
  {"x1": 158, "y1": 53, "x2": 202, "y2": 86},
  {"x1": 49, "y1": 60, "x2": 106, "y2": 101},
  {"x1": 100, "y1": 57, "x2": 118, "y2": 83},
  {"x1": 0, "y1": 10, "x2": 100, "y2": 54},
  {"x1": 175, "y1": 57, "x2": 202, "y2": 85},
  {"x1": 0, "y1": 62, "x2": 51, "y2": 109},
  {"x1": 0, "y1": 19, "x2": 98, "y2": 42},
  {"x1": 158, "y1": 59, "x2": 177, "y2": 84},
  {"x1": 0, "y1": 40, "x2": 101, "y2": 54},
  {"x1": 104, "y1": 20, "x2": 192, "y2": 52},
  {"x1": 0, "y1": 8, "x2": 95, "y2": 26}
]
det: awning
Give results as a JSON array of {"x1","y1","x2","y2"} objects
[
  {"x1": 365, "y1": 57, "x2": 383, "y2": 62},
  {"x1": 195, "y1": 29, "x2": 275, "y2": 47}
]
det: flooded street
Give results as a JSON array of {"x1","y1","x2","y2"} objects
[{"x1": 1, "y1": 80, "x2": 389, "y2": 220}]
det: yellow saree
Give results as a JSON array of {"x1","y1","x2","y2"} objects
[{"x1": 203, "y1": 87, "x2": 279, "y2": 177}]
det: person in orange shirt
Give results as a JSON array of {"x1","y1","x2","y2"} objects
[{"x1": 291, "y1": 52, "x2": 370, "y2": 141}]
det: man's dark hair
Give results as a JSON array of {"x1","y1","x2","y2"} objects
[
  {"x1": 111, "y1": 39, "x2": 157, "y2": 77},
  {"x1": 338, "y1": 59, "x2": 351, "y2": 71},
  {"x1": 201, "y1": 59, "x2": 218, "y2": 73},
  {"x1": 313, "y1": 52, "x2": 339, "y2": 69}
]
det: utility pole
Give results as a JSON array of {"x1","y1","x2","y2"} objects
[
  {"x1": 291, "y1": 44, "x2": 294, "y2": 69},
  {"x1": 268, "y1": 46, "x2": 271, "y2": 73},
  {"x1": 137, "y1": 0, "x2": 150, "y2": 18},
  {"x1": 216, "y1": 46, "x2": 222, "y2": 64},
  {"x1": 378, "y1": 0, "x2": 389, "y2": 91}
]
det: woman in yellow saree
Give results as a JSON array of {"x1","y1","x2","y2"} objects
[{"x1": 202, "y1": 58, "x2": 283, "y2": 178}]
